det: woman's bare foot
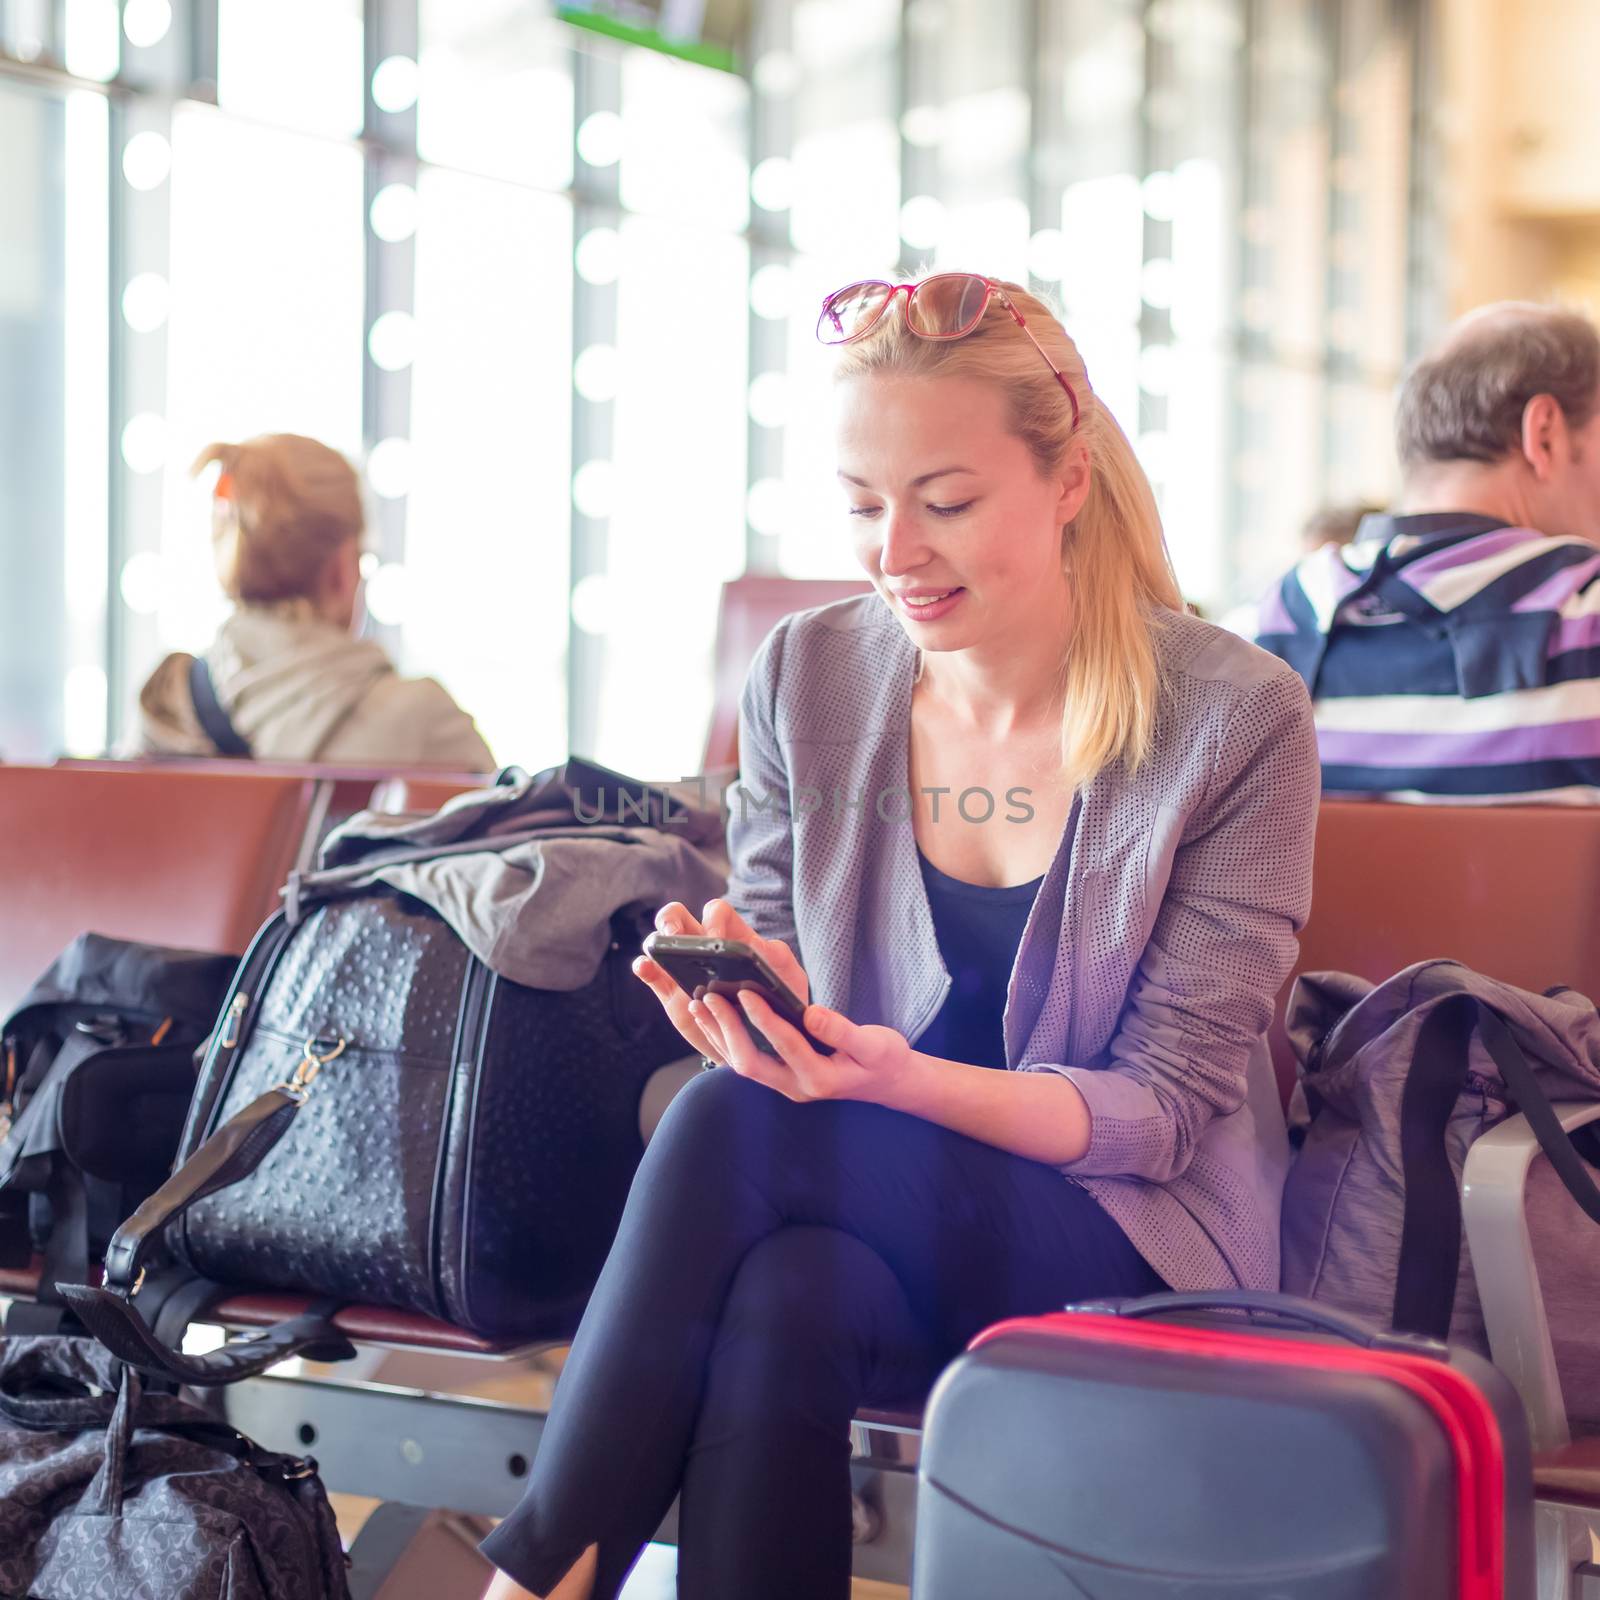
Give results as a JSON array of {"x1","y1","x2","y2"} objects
[{"x1": 482, "y1": 1543, "x2": 598, "y2": 1600}]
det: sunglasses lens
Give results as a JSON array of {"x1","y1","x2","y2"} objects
[
  {"x1": 817, "y1": 282, "x2": 893, "y2": 345},
  {"x1": 906, "y1": 274, "x2": 990, "y2": 337}
]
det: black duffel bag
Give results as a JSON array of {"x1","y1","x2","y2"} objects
[
  {"x1": 0, "y1": 935, "x2": 237, "y2": 1317},
  {"x1": 62, "y1": 882, "x2": 690, "y2": 1379},
  {"x1": 0, "y1": 1334, "x2": 349, "y2": 1600}
]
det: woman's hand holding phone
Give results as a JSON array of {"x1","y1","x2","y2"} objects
[
  {"x1": 701, "y1": 986, "x2": 914, "y2": 1107},
  {"x1": 631, "y1": 898, "x2": 809, "y2": 1065},
  {"x1": 631, "y1": 896, "x2": 915, "y2": 1107}
]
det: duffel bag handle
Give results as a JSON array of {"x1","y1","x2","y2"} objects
[
  {"x1": 1078, "y1": 1289, "x2": 1449, "y2": 1355},
  {"x1": 54, "y1": 1036, "x2": 356, "y2": 1386},
  {"x1": 100, "y1": 1085, "x2": 303, "y2": 1295},
  {"x1": 55, "y1": 1283, "x2": 354, "y2": 1385},
  {"x1": 101, "y1": 1034, "x2": 345, "y2": 1295}
]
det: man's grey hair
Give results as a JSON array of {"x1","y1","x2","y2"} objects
[{"x1": 1395, "y1": 302, "x2": 1600, "y2": 470}]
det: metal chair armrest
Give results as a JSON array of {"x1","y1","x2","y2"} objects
[{"x1": 1461, "y1": 1101, "x2": 1600, "y2": 1451}]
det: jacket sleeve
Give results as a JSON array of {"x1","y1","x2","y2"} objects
[
  {"x1": 724, "y1": 621, "x2": 800, "y2": 952},
  {"x1": 1034, "y1": 668, "x2": 1319, "y2": 1183}
]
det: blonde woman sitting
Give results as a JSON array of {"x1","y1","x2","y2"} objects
[
  {"x1": 139, "y1": 432, "x2": 493, "y2": 770},
  {"x1": 479, "y1": 274, "x2": 1319, "y2": 1600}
]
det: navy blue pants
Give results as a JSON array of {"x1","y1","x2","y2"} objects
[{"x1": 479, "y1": 1067, "x2": 1163, "y2": 1599}]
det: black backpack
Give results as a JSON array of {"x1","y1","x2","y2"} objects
[
  {"x1": 0, "y1": 1334, "x2": 349, "y2": 1600},
  {"x1": 0, "y1": 934, "x2": 237, "y2": 1329}
]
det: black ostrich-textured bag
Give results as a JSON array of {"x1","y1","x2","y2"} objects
[{"x1": 62, "y1": 889, "x2": 688, "y2": 1381}]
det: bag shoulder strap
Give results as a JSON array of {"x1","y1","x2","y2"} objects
[
  {"x1": 62, "y1": 1077, "x2": 353, "y2": 1384},
  {"x1": 1475, "y1": 1003, "x2": 1600, "y2": 1227},
  {"x1": 1391, "y1": 995, "x2": 1477, "y2": 1339},
  {"x1": 1391, "y1": 993, "x2": 1600, "y2": 1342},
  {"x1": 188, "y1": 655, "x2": 252, "y2": 758}
]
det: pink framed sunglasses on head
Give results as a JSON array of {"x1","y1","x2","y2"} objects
[{"x1": 815, "y1": 272, "x2": 1081, "y2": 433}]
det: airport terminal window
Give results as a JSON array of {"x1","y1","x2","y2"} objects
[
  {"x1": 775, "y1": 250, "x2": 899, "y2": 582},
  {"x1": 0, "y1": 81, "x2": 108, "y2": 762},
  {"x1": 418, "y1": 0, "x2": 574, "y2": 192},
  {"x1": 787, "y1": 0, "x2": 898, "y2": 268},
  {"x1": 775, "y1": 0, "x2": 900, "y2": 581},
  {"x1": 218, "y1": 0, "x2": 365, "y2": 140},
  {"x1": 0, "y1": 0, "x2": 1440, "y2": 771},
  {"x1": 1032, "y1": 0, "x2": 1144, "y2": 445},
  {"x1": 153, "y1": 105, "x2": 365, "y2": 679},
  {"x1": 407, "y1": 168, "x2": 574, "y2": 770},
  {"x1": 590, "y1": 216, "x2": 749, "y2": 778},
  {"x1": 925, "y1": 0, "x2": 1031, "y2": 283},
  {"x1": 1147, "y1": 3, "x2": 1244, "y2": 606},
  {"x1": 620, "y1": 47, "x2": 749, "y2": 233}
]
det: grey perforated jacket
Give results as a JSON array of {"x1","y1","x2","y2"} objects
[{"x1": 726, "y1": 594, "x2": 1319, "y2": 1292}]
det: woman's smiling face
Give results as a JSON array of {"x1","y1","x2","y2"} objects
[{"x1": 834, "y1": 371, "x2": 1089, "y2": 642}]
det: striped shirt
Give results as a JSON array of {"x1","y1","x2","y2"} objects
[{"x1": 1254, "y1": 511, "x2": 1600, "y2": 803}]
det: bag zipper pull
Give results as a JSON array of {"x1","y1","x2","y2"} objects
[{"x1": 220, "y1": 992, "x2": 250, "y2": 1050}]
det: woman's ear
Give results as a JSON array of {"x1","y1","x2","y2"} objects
[
  {"x1": 1054, "y1": 440, "x2": 1093, "y2": 527},
  {"x1": 319, "y1": 540, "x2": 363, "y2": 631}
]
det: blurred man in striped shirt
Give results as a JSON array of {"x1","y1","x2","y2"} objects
[{"x1": 1255, "y1": 303, "x2": 1600, "y2": 802}]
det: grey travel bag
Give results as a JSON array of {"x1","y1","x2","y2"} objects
[{"x1": 1281, "y1": 960, "x2": 1600, "y2": 1426}]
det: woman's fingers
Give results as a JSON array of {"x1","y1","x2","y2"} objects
[
  {"x1": 703, "y1": 992, "x2": 801, "y2": 1099},
  {"x1": 631, "y1": 956, "x2": 719, "y2": 1060},
  {"x1": 701, "y1": 991, "x2": 779, "y2": 1071},
  {"x1": 653, "y1": 902, "x2": 704, "y2": 937},
  {"x1": 649, "y1": 900, "x2": 816, "y2": 1057},
  {"x1": 753, "y1": 936, "x2": 809, "y2": 1006},
  {"x1": 733, "y1": 989, "x2": 814, "y2": 1066},
  {"x1": 698, "y1": 901, "x2": 813, "y2": 1008},
  {"x1": 687, "y1": 995, "x2": 731, "y2": 1062},
  {"x1": 701, "y1": 898, "x2": 758, "y2": 944}
]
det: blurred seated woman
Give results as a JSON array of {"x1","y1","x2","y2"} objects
[
  {"x1": 478, "y1": 273, "x2": 1319, "y2": 1600},
  {"x1": 138, "y1": 433, "x2": 494, "y2": 769}
]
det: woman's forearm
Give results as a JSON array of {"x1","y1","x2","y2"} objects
[{"x1": 869, "y1": 1052, "x2": 1092, "y2": 1165}]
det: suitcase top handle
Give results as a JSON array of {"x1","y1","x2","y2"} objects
[{"x1": 1068, "y1": 1289, "x2": 1451, "y2": 1358}]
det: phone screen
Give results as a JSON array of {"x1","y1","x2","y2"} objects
[{"x1": 643, "y1": 934, "x2": 835, "y2": 1056}]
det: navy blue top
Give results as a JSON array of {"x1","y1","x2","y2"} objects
[{"x1": 912, "y1": 849, "x2": 1044, "y2": 1071}]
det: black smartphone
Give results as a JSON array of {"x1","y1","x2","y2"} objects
[{"x1": 641, "y1": 933, "x2": 835, "y2": 1057}]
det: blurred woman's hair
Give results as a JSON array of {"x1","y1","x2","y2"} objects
[
  {"x1": 830, "y1": 274, "x2": 1184, "y2": 789},
  {"x1": 192, "y1": 433, "x2": 364, "y2": 605}
]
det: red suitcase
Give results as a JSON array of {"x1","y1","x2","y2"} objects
[{"x1": 913, "y1": 1291, "x2": 1534, "y2": 1600}]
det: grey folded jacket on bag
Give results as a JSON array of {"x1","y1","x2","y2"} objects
[
  {"x1": 1282, "y1": 958, "x2": 1600, "y2": 1429},
  {"x1": 286, "y1": 760, "x2": 731, "y2": 991}
]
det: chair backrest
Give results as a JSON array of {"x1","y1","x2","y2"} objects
[
  {"x1": 57, "y1": 757, "x2": 492, "y2": 867},
  {"x1": 372, "y1": 776, "x2": 487, "y2": 815},
  {"x1": 0, "y1": 764, "x2": 314, "y2": 1015},
  {"x1": 1268, "y1": 801, "x2": 1600, "y2": 1100},
  {"x1": 702, "y1": 575, "x2": 874, "y2": 772}
]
